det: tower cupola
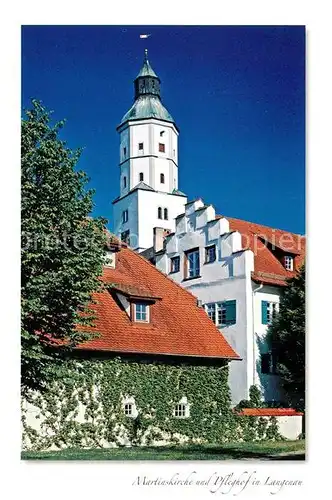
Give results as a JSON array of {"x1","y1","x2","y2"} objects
[{"x1": 134, "y1": 49, "x2": 161, "y2": 99}]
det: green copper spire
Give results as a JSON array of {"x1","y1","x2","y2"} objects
[
  {"x1": 117, "y1": 50, "x2": 176, "y2": 129},
  {"x1": 136, "y1": 49, "x2": 158, "y2": 78}
]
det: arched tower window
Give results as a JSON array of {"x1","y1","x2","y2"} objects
[
  {"x1": 123, "y1": 176, "x2": 127, "y2": 189},
  {"x1": 164, "y1": 208, "x2": 168, "y2": 220},
  {"x1": 158, "y1": 207, "x2": 162, "y2": 219},
  {"x1": 160, "y1": 173, "x2": 165, "y2": 184},
  {"x1": 139, "y1": 172, "x2": 144, "y2": 182}
]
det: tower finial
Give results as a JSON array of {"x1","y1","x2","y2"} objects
[{"x1": 144, "y1": 48, "x2": 148, "y2": 61}]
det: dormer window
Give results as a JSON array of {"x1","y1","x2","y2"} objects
[
  {"x1": 284, "y1": 255, "x2": 294, "y2": 271},
  {"x1": 134, "y1": 302, "x2": 149, "y2": 322},
  {"x1": 104, "y1": 250, "x2": 116, "y2": 268}
]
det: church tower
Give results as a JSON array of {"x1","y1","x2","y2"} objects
[{"x1": 113, "y1": 50, "x2": 187, "y2": 251}]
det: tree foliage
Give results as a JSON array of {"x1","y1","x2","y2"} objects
[
  {"x1": 21, "y1": 100, "x2": 107, "y2": 390},
  {"x1": 267, "y1": 265, "x2": 305, "y2": 411}
]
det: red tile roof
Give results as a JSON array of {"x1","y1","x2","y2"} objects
[
  {"x1": 237, "y1": 408, "x2": 303, "y2": 417},
  {"x1": 224, "y1": 216, "x2": 306, "y2": 286},
  {"x1": 77, "y1": 245, "x2": 239, "y2": 360}
]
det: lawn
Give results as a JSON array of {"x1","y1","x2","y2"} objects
[{"x1": 21, "y1": 439, "x2": 305, "y2": 461}]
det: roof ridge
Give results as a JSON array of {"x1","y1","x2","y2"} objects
[{"x1": 221, "y1": 215, "x2": 305, "y2": 237}]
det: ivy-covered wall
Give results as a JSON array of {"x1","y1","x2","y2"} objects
[{"x1": 21, "y1": 356, "x2": 281, "y2": 451}]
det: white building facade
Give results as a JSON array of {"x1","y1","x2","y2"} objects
[
  {"x1": 155, "y1": 199, "x2": 285, "y2": 405},
  {"x1": 113, "y1": 50, "x2": 187, "y2": 251}
]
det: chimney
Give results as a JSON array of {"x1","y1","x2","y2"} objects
[{"x1": 153, "y1": 227, "x2": 171, "y2": 252}]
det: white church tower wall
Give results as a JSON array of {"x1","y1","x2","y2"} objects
[{"x1": 113, "y1": 50, "x2": 187, "y2": 251}]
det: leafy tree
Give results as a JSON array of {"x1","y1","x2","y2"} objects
[
  {"x1": 267, "y1": 265, "x2": 305, "y2": 411},
  {"x1": 21, "y1": 100, "x2": 107, "y2": 391}
]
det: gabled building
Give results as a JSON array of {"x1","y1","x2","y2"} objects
[
  {"x1": 22, "y1": 237, "x2": 240, "y2": 450},
  {"x1": 112, "y1": 50, "x2": 187, "y2": 251},
  {"x1": 154, "y1": 199, "x2": 305, "y2": 405}
]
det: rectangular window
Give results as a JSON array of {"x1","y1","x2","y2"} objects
[
  {"x1": 205, "y1": 300, "x2": 236, "y2": 326},
  {"x1": 123, "y1": 147, "x2": 127, "y2": 157},
  {"x1": 205, "y1": 245, "x2": 216, "y2": 263},
  {"x1": 170, "y1": 256, "x2": 180, "y2": 273},
  {"x1": 284, "y1": 255, "x2": 294, "y2": 271},
  {"x1": 138, "y1": 142, "x2": 144, "y2": 150},
  {"x1": 124, "y1": 403, "x2": 133, "y2": 416},
  {"x1": 185, "y1": 248, "x2": 200, "y2": 278},
  {"x1": 174, "y1": 404, "x2": 187, "y2": 418},
  {"x1": 135, "y1": 303, "x2": 149, "y2": 322},
  {"x1": 121, "y1": 230, "x2": 130, "y2": 245},
  {"x1": 122, "y1": 210, "x2": 128, "y2": 223},
  {"x1": 159, "y1": 143, "x2": 165, "y2": 153},
  {"x1": 206, "y1": 303, "x2": 216, "y2": 324},
  {"x1": 262, "y1": 301, "x2": 278, "y2": 325}
]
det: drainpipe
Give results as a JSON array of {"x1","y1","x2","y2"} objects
[{"x1": 252, "y1": 282, "x2": 263, "y2": 387}]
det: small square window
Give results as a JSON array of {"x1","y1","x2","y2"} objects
[
  {"x1": 159, "y1": 143, "x2": 165, "y2": 153},
  {"x1": 134, "y1": 303, "x2": 149, "y2": 322},
  {"x1": 205, "y1": 245, "x2": 216, "y2": 263},
  {"x1": 124, "y1": 403, "x2": 133, "y2": 416},
  {"x1": 170, "y1": 256, "x2": 180, "y2": 273}
]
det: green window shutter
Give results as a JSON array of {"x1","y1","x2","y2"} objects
[
  {"x1": 262, "y1": 301, "x2": 268, "y2": 325},
  {"x1": 225, "y1": 300, "x2": 236, "y2": 325}
]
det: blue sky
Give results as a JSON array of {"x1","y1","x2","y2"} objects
[{"x1": 22, "y1": 25, "x2": 305, "y2": 234}]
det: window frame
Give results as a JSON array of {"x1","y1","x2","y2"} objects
[
  {"x1": 170, "y1": 255, "x2": 180, "y2": 274},
  {"x1": 133, "y1": 302, "x2": 150, "y2": 323},
  {"x1": 205, "y1": 244, "x2": 216, "y2": 264},
  {"x1": 262, "y1": 301, "x2": 279, "y2": 325},
  {"x1": 205, "y1": 300, "x2": 237, "y2": 327},
  {"x1": 173, "y1": 397, "x2": 190, "y2": 418},
  {"x1": 121, "y1": 230, "x2": 130, "y2": 245},
  {"x1": 185, "y1": 248, "x2": 200, "y2": 279},
  {"x1": 122, "y1": 209, "x2": 128, "y2": 223},
  {"x1": 158, "y1": 142, "x2": 165, "y2": 153},
  {"x1": 284, "y1": 255, "x2": 294, "y2": 271}
]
